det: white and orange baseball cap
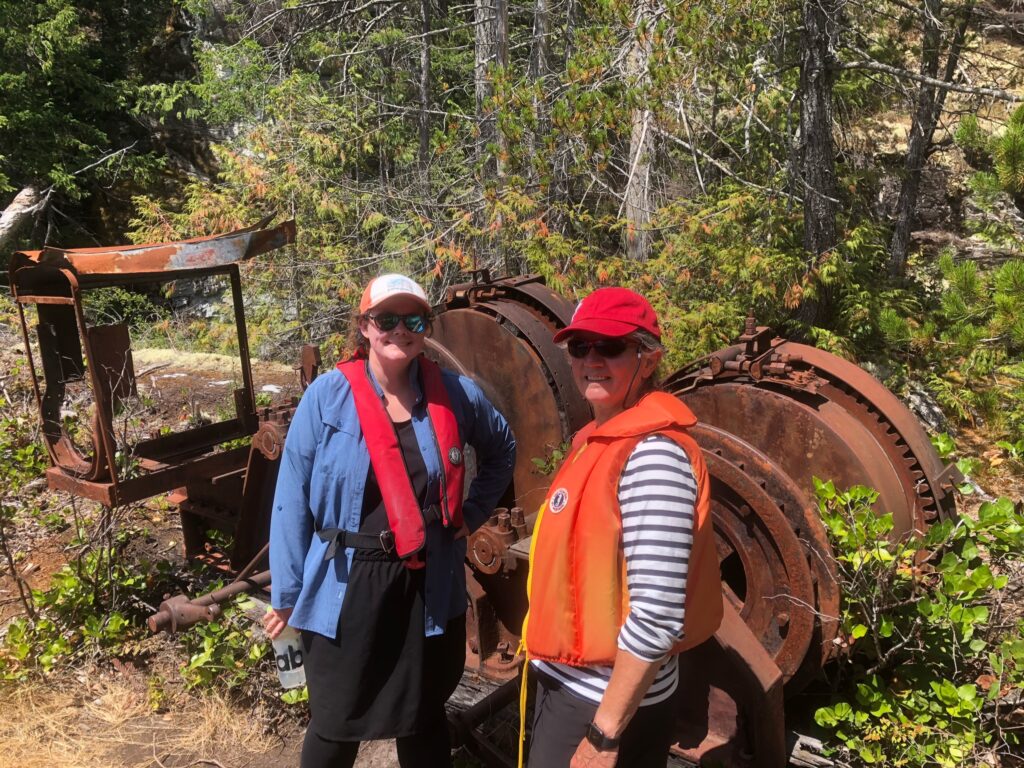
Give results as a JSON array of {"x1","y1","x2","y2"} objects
[{"x1": 359, "y1": 273, "x2": 431, "y2": 314}]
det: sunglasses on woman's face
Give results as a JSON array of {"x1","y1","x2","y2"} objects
[
  {"x1": 367, "y1": 312, "x2": 428, "y2": 334},
  {"x1": 566, "y1": 338, "x2": 634, "y2": 359}
]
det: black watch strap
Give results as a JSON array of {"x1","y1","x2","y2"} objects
[{"x1": 585, "y1": 721, "x2": 620, "y2": 751}]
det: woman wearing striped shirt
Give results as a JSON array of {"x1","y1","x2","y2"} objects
[{"x1": 522, "y1": 287, "x2": 723, "y2": 768}]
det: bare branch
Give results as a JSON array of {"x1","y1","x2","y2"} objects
[{"x1": 839, "y1": 58, "x2": 1023, "y2": 101}]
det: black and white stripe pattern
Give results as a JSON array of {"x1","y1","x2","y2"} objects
[{"x1": 533, "y1": 434, "x2": 696, "y2": 706}]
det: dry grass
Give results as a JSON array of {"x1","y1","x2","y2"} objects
[{"x1": 0, "y1": 675, "x2": 282, "y2": 768}]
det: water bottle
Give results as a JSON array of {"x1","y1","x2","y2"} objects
[{"x1": 271, "y1": 624, "x2": 306, "y2": 689}]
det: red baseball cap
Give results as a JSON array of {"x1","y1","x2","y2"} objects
[{"x1": 552, "y1": 287, "x2": 661, "y2": 343}]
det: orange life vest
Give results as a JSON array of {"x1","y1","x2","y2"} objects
[
  {"x1": 336, "y1": 356, "x2": 465, "y2": 559},
  {"x1": 523, "y1": 391, "x2": 722, "y2": 666}
]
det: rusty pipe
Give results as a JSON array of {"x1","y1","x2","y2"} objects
[{"x1": 148, "y1": 570, "x2": 271, "y2": 633}]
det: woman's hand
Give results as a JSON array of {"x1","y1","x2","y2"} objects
[
  {"x1": 263, "y1": 607, "x2": 294, "y2": 640},
  {"x1": 570, "y1": 739, "x2": 619, "y2": 767},
  {"x1": 454, "y1": 522, "x2": 471, "y2": 540}
]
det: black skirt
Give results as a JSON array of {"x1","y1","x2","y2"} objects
[
  {"x1": 301, "y1": 420, "x2": 466, "y2": 742},
  {"x1": 302, "y1": 560, "x2": 418, "y2": 740}
]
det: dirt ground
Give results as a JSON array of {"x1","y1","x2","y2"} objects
[{"x1": 0, "y1": 672, "x2": 433, "y2": 768}]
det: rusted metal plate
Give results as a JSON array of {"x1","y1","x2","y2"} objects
[
  {"x1": 477, "y1": 298, "x2": 592, "y2": 437},
  {"x1": 10, "y1": 220, "x2": 296, "y2": 278},
  {"x1": 693, "y1": 424, "x2": 840, "y2": 685},
  {"x1": 674, "y1": 599, "x2": 787, "y2": 768},
  {"x1": 429, "y1": 308, "x2": 576, "y2": 514},
  {"x1": 777, "y1": 342, "x2": 957, "y2": 523},
  {"x1": 88, "y1": 324, "x2": 137, "y2": 413}
]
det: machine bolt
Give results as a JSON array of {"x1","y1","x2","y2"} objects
[{"x1": 497, "y1": 510, "x2": 512, "y2": 533}]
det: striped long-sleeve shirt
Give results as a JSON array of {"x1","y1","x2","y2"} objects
[{"x1": 532, "y1": 434, "x2": 696, "y2": 706}]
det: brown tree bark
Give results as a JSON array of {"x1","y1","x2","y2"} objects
[
  {"x1": 799, "y1": 0, "x2": 839, "y2": 262},
  {"x1": 797, "y1": 0, "x2": 840, "y2": 326}
]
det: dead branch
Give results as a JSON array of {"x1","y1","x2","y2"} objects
[{"x1": 839, "y1": 58, "x2": 1023, "y2": 101}]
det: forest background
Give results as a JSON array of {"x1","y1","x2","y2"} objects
[{"x1": 2, "y1": 0, "x2": 1024, "y2": 766}]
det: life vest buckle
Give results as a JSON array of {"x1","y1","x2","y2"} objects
[{"x1": 379, "y1": 530, "x2": 395, "y2": 554}]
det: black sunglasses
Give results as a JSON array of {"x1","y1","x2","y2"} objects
[
  {"x1": 367, "y1": 312, "x2": 429, "y2": 334},
  {"x1": 566, "y1": 338, "x2": 635, "y2": 359}
]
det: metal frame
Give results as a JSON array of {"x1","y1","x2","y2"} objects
[{"x1": 8, "y1": 220, "x2": 296, "y2": 507}]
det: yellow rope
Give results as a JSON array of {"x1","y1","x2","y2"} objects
[{"x1": 517, "y1": 499, "x2": 548, "y2": 768}]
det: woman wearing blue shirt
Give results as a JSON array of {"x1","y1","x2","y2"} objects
[{"x1": 264, "y1": 273, "x2": 516, "y2": 768}]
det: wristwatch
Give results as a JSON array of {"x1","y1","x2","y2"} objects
[{"x1": 585, "y1": 721, "x2": 621, "y2": 751}]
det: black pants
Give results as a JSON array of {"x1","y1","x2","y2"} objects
[
  {"x1": 300, "y1": 722, "x2": 450, "y2": 768},
  {"x1": 300, "y1": 618, "x2": 466, "y2": 768},
  {"x1": 528, "y1": 670, "x2": 678, "y2": 768}
]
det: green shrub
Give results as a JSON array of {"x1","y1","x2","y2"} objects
[
  {"x1": 0, "y1": 535, "x2": 175, "y2": 679},
  {"x1": 179, "y1": 596, "x2": 267, "y2": 692},
  {"x1": 814, "y1": 481, "x2": 1024, "y2": 767},
  {"x1": 994, "y1": 108, "x2": 1024, "y2": 206},
  {"x1": 82, "y1": 285, "x2": 168, "y2": 334},
  {"x1": 954, "y1": 114, "x2": 993, "y2": 170}
]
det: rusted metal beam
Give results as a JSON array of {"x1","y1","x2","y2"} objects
[{"x1": 10, "y1": 220, "x2": 296, "y2": 278}]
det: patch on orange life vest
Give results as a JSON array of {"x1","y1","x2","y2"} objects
[{"x1": 549, "y1": 488, "x2": 569, "y2": 513}]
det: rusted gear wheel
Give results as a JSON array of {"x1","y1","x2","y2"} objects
[
  {"x1": 427, "y1": 276, "x2": 591, "y2": 514},
  {"x1": 693, "y1": 424, "x2": 840, "y2": 691},
  {"x1": 253, "y1": 420, "x2": 287, "y2": 461},
  {"x1": 776, "y1": 341, "x2": 956, "y2": 524},
  {"x1": 703, "y1": 445, "x2": 816, "y2": 685}
]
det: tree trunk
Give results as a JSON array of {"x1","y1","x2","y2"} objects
[
  {"x1": 0, "y1": 186, "x2": 45, "y2": 254},
  {"x1": 548, "y1": 0, "x2": 578, "y2": 233},
  {"x1": 799, "y1": 0, "x2": 839, "y2": 260},
  {"x1": 797, "y1": 0, "x2": 840, "y2": 326},
  {"x1": 418, "y1": 0, "x2": 432, "y2": 172},
  {"x1": 888, "y1": 0, "x2": 974, "y2": 276},
  {"x1": 475, "y1": 0, "x2": 507, "y2": 174},
  {"x1": 474, "y1": 0, "x2": 509, "y2": 269},
  {"x1": 526, "y1": 0, "x2": 550, "y2": 193},
  {"x1": 621, "y1": 0, "x2": 656, "y2": 262},
  {"x1": 529, "y1": 0, "x2": 549, "y2": 83}
]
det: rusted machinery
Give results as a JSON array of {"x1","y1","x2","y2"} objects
[
  {"x1": 7, "y1": 219, "x2": 298, "y2": 572},
  {"x1": 10, "y1": 235, "x2": 960, "y2": 766},
  {"x1": 417, "y1": 274, "x2": 960, "y2": 766}
]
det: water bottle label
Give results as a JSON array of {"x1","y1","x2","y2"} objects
[{"x1": 276, "y1": 644, "x2": 304, "y2": 671}]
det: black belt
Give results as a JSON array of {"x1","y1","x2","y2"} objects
[
  {"x1": 317, "y1": 528, "x2": 396, "y2": 561},
  {"x1": 316, "y1": 505, "x2": 443, "y2": 562}
]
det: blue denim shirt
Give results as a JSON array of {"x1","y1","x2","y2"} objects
[{"x1": 269, "y1": 359, "x2": 516, "y2": 639}]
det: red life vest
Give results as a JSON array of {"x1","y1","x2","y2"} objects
[
  {"x1": 523, "y1": 392, "x2": 722, "y2": 665},
  {"x1": 336, "y1": 356, "x2": 465, "y2": 559}
]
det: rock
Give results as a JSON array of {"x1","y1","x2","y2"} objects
[
  {"x1": 859, "y1": 360, "x2": 893, "y2": 383},
  {"x1": 876, "y1": 164, "x2": 964, "y2": 232},
  {"x1": 906, "y1": 383, "x2": 950, "y2": 435}
]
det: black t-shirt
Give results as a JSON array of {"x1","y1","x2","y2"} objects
[{"x1": 358, "y1": 419, "x2": 428, "y2": 534}]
